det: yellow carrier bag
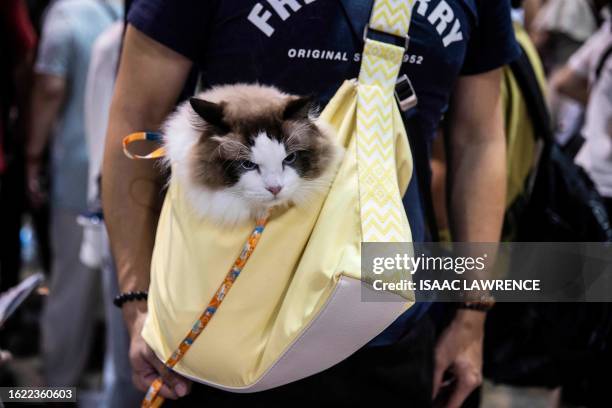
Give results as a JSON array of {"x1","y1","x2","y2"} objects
[{"x1": 126, "y1": 0, "x2": 418, "y2": 403}]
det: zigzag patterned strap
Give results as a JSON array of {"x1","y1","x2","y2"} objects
[
  {"x1": 369, "y1": 0, "x2": 414, "y2": 38},
  {"x1": 356, "y1": 0, "x2": 415, "y2": 242}
]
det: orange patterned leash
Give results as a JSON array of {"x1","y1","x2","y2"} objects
[
  {"x1": 122, "y1": 132, "x2": 166, "y2": 160},
  {"x1": 141, "y1": 213, "x2": 270, "y2": 408}
]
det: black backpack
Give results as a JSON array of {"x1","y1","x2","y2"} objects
[
  {"x1": 484, "y1": 46, "x2": 612, "y2": 400},
  {"x1": 507, "y1": 48, "x2": 612, "y2": 242}
]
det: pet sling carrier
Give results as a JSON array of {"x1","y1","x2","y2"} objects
[{"x1": 124, "y1": 0, "x2": 419, "y2": 404}]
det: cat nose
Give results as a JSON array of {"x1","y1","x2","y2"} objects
[{"x1": 266, "y1": 185, "x2": 282, "y2": 196}]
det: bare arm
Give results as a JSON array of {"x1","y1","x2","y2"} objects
[
  {"x1": 27, "y1": 73, "x2": 66, "y2": 159},
  {"x1": 522, "y1": 0, "x2": 543, "y2": 35},
  {"x1": 26, "y1": 73, "x2": 66, "y2": 206},
  {"x1": 551, "y1": 65, "x2": 589, "y2": 105},
  {"x1": 101, "y1": 25, "x2": 192, "y2": 398},
  {"x1": 447, "y1": 69, "x2": 506, "y2": 242},
  {"x1": 103, "y1": 25, "x2": 192, "y2": 323},
  {"x1": 433, "y1": 68, "x2": 505, "y2": 408},
  {"x1": 13, "y1": 50, "x2": 34, "y2": 140}
]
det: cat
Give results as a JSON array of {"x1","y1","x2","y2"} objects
[{"x1": 162, "y1": 84, "x2": 342, "y2": 226}]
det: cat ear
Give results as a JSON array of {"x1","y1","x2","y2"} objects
[
  {"x1": 283, "y1": 95, "x2": 315, "y2": 121},
  {"x1": 190, "y1": 98, "x2": 230, "y2": 132}
]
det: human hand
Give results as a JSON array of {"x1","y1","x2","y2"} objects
[
  {"x1": 124, "y1": 302, "x2": 192, "y2": 400},
  {"x1": 26, "y1": 159, "x2": 47, "y2": 208},
  {"x1": 0, "y1": 350, "x2": 12, "y2": 366},
  {"x1": 432, "y1": 310, "x2": 485, "y2": 408}
]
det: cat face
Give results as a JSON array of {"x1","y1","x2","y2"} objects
[{"x1": 187, "y1": 91, "x2": 338, "y2": 220}]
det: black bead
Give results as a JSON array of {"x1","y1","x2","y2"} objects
[{"x1": 113, "y1": 290, "x2": 148, "y2": 308}]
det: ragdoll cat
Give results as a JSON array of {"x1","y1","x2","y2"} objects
[{"x1": 162, "y1": 84, "x2": 342, "y2": 225}]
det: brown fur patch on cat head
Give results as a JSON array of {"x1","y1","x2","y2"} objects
[{"x1": 188, "y1": 85, "x2": 337, "y2": 190}]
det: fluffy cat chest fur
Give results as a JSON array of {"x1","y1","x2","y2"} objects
[{"x1": 162, "y1": 84, "x2": 341, "y2": 226}]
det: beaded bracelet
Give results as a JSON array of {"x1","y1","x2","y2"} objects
[{"x1": 113, "y1": 291, "x2": 148, "y2": 308}]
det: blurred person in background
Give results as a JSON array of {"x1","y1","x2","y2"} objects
[
  {"x1": 531, "y1": 0, "x2": 602, "y2": 147},
  {"x1": 0, "y1": 0, "x2": 36, "y2": 293},
  {"x1": 531, "y1": 0, "x2": 599, "y2": 71},
  {"x1": 26, "y1": 0, "x2": 53, "y2": 32},
  {"x1": 25, "y1": 0, "x2": 54, "y2": 278},
  {"x1": 552, "y1": 1, "x2": 612, "y2": 217},
  {"x1": 25, "y1": 0, "x2": 121, "y2": 387},
  {"x1": 82, "y1": 16, "x2": 143, "y2": 406},
  {"x1": 530, "y1": 0, "x2": 598, "y2": 145},
  {"x1": 511, "y1": 0, "x2": 544, "y2": 35}
]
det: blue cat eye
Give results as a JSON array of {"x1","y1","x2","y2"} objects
[
  {"x1": 283, "y1": 152, "x2": 297, "y2": 165},
  {"x1": 240, "y1": 160, "x2": 258, "y2": 170}
]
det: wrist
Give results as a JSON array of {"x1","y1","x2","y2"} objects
[
  {"x1": 453, "y1": 308, "x2": 486, "y2": 331},
  {"x1": 458, "y1": 292, "x2": 495, "y2": 312},
  {"x1": 114, "y1": 290, "x2": 148, "y2": 308},
  {"x1": 458, "y1": 300, "x2": 495, "y2": 312},
  {"x1": 122, "y1": 300, "x2": 148, "y2": 338}
]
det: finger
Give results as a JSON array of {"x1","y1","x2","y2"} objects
[
  {"x1": 446, "y1": 370, "x2": 482, "y2": 408},
  {"x1": 133, "y1": 363, "x2": 172, "y2": 396},
  {"x1": 132, "y1": 371, "x2": 149, "y2": 392},
  {"x1": 159, "y1": 383, "x2": 183, "y2": 400},
  {"x1": 131, "y1": 353, "x2": 179, "y2": 400},
  {"x1": 141, "y1": 370, "x2": 179, "y2": 400},
  {"x1": 432, "y1": 355, "x2": 448, "y2": 399},
  {"x1": 145, "y1": 350, "x2": 191, "y2": 399},
  {"x1": 158, "y1": 367, "x2": 191, "y2": 399}
]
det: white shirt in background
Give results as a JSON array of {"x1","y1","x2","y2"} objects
[
  {"x1": 534, "y1": 0, "x2": 597, "y2": 42},
  {"x1": 570, "y1": 20, "x2": 612, "y2": 198},
  {"x1": 85, "y1": 21, "x2": 123, "y2": 204},
  {"x1": 34, "y1": 0, "x2": 122, "y2": 211},
  {"x1": 80, "y1": 21, "x2": 123, "y2": 268}
]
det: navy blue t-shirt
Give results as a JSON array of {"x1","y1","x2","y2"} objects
[{"x1": 128, "y1": 0, "x2": 520, "y2": 344}]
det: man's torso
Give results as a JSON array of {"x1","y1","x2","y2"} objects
[{"x1": 131, "y1": 0, "x2": 482, "y2": 145}]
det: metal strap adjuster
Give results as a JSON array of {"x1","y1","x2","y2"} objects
[
  {"x1": 363, "y1": 25, "x2": 410, "y2": 50},
  {"x1": 395, "y1": 74, "x2": 418, "y2": 111}
]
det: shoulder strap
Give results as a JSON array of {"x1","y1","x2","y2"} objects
[
  {"x1": 368, "y1": 0, "x2": 413, "y2": 38},
  {"x1": 352, "y1": 0, "x2": 438, "y2": 241},
  {"x1": 356, "y1": 0, "x2": 416, "y2": 243},
  {"x1": 509, "y1": 46, "x2": 554, "y2": 143},
  {"x1": 367, "y1": 0, "x2": 439, "y2": 241}
]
